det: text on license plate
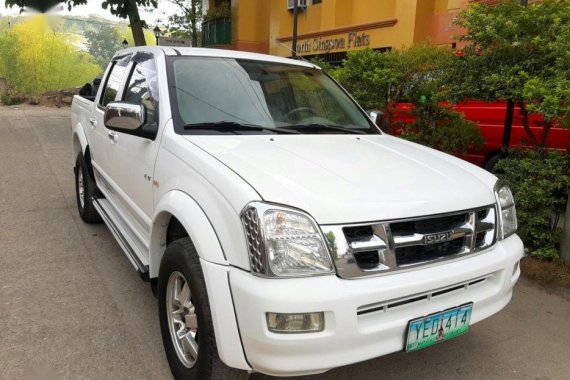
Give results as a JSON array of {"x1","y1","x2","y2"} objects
[{"x1": 405, "y1": 303, "x2": 473, "y2": 352}]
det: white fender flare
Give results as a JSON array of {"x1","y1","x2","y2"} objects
[
  {"x1": 150, "y1": 191, "x2": 251, "y2": 370},
  {"x1": 150, "y1": 190, "x2": 229, "y2": 278}
]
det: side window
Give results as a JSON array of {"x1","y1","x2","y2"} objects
[
  {"x1": 123, "y1": 58, "x2": 159, "y2": 126},
  {"x1": 100, "y1": 57, "x2": 129, "y2": 107}
]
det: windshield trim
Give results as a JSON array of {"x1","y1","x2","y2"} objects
[{"x1": 165, "y1": 56, "x2": 382, "y2": 136}]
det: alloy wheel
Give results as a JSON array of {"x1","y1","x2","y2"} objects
[{"x1": 166, "y1": 271, "x2": 199, "y2": 368}]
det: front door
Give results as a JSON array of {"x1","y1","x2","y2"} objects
[{"x1": 102, "y1": 53, "x2": 162, "y2": 258}]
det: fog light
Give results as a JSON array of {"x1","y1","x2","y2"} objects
[{"x1": 266, "y1": 312, "x2": 324, "y2": 333}]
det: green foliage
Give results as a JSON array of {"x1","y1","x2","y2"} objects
[
  {"x1": 165, "y1": 0, "x2": 203, "y2": 47},
  {"x1": 0, "y1": 15, "x2": 101, "y2": 95},
  {"x1": 0, "y1": 94, "x2": 25, "y2": 105},
  {"x1": 334, "y1": 43, "x2": 455, "y2": 109},
  {"x1": 84, "y1": 24, "x2": 122, "y2": 69},
  {"x1": 115, "y1": 25, "x2": 156, "y2": 47},
  {"x1": 333, "y1": 44, "x2": 481, "y2": 154},
  {"x1": 204, "y1": 1, "x2": 231, "y2": 21},
  {"x1": 308, "y1": 57, "x2": 334, "y2": 72},
  {"x1": 399, "y1": 103, "x2": 483, "y2": 154},
  {"x1": 102, "y1": 0, "x2": 157, "y2": 46},
  {"x1": 101, "y1": 0, "x2": 157, "y2": 19},
  {"x1": 451, "y1": 0, "x2": 570, "y2": 147},
  {"x1": 85, "y1": 23, "x2": 157, "y2": 69},
  {"x1": 5, "y1": 0, "x2": 159, "y2": 46},
  {"x1": 332, "y1": 48, "x2": 388, "y2": 110},
  {"x1": 495, "y1": 150, "x2": 570, "y2": 259}
]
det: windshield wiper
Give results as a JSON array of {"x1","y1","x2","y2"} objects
[
  {"x1": 183, "y1": 121, "x2": 301, "y2": 134},
  {"x1": 283, "y1": 123, "x2": 367, "y2": 134}
]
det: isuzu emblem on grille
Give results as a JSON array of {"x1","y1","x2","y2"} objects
[{"x1": 425, "y1": 231, "x2": 454, "y2": 244}]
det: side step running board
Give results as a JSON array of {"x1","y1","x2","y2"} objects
[{"x1": 92, "y1": 197, "x2": 150, "y2": 280}]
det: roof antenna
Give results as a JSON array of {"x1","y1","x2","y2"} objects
[{"x1": 275, "y1": 40, "x2": 313, "y2": 65}]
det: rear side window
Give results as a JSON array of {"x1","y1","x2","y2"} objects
[{"x1": 100, "y1": 57, "x2": 129, "y2": 107}]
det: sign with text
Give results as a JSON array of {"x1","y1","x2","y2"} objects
[
  {"x1": 296, "y1": 31, "x2": 370, "y2": 54},
  {"x1": 159, "y1": 37, "x2": 192, "y2": 47}
]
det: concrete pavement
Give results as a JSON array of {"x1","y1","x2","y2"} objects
[{"x1": 0, "y1": 105, "x2": 569, "y2": 380}]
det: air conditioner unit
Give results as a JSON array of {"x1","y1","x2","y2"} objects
[{"x1": 287, "y1": 0, "x2": 307, "y2": 11}]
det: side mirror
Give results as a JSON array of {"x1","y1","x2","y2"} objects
[
  {"x1": 93, "y1": 77, "x2": 102, "y2": 86},
  {"x1": 104, "y1": 102, "x2": 145, "y2": 131},
  {"x1": 367, "y1": 109, "x2": 384, "y2": 124}
]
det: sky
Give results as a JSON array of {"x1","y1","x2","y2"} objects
[{"x1": 0, "y1": 0, "x2": 180, "y2": 25}]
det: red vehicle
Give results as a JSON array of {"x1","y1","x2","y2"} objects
[{"x1": 388, "y1": 100, "x2": 569, "y2": 169}]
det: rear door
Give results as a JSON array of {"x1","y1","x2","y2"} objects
[{"x1": 89, "y1": 56, "x2": 131, "y2": 189}]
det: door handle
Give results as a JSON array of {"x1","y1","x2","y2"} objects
[
  {"x1": 89, "y1": 117, "x2": 97, "y2": 128},
  {"x1": 107, "y1": 130, "x2": 118, "y2": 144}
]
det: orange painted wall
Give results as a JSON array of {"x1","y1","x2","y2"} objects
[{"x1": 207, "y1": 0, "x2": 476, "y2": 55}]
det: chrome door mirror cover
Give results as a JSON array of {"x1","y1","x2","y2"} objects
[{"x1": 104, "y1": 102, "x2": 146, "y2": 131}]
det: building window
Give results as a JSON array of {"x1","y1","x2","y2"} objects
[
  {"x1": 299, "y1": 47, "x2": 392, "y2": 68},
  {"x1": 312, "y1": 0, "x2": 322, "y2": 4}
]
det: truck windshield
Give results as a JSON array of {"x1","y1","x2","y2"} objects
[{"x1": 168, "y1": 57, "x2": 379, "y2": 135}]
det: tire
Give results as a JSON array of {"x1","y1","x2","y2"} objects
[
  {"x1": 158, "y1": 238, "x2": 249, "y2": 380},
  {"x1": 75, "y1": 153, "x2": 102, "y2": 223}
]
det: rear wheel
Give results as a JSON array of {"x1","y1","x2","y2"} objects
[
  {"x1": 158, "y1": 238, "x2": 249, "y2": 380},
  {"x1": 75, "y1": 153, "x2": 101, "y2": 223}
]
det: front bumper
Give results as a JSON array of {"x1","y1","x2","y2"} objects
[{"x1": 229, "y1": 234, "x2": 524, "y2": 376}]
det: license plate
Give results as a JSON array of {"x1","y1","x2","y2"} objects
[{"x1": 405, "y1": 303, "x2": 473, "y2": 352}]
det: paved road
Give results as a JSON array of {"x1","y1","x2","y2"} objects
[{"x1": 1, "y1": 106, "x2": 569, "y2": 380}]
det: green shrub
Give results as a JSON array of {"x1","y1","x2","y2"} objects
[
  {"x1": 0, "y1": 94, "x2": 24, "y2": 105},
  {"x1": 333, "y1": 44, "x2": 482, "y2": 154},
  {"x1": 397, "y1": 103, "x2": 483, "y2": 154},
  {"x1": 203, "y1": 1, "x2": 230, "y2": 21},
  {"x1": 309, "y1": 57, "x2": 334, "y2": 73},
  {"x1": 494, "y1": 149, "x2": 570, "y2": 259}
]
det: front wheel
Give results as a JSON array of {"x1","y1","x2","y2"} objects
[{"x1": 158, "y1": 238, "x2": 249, "y2": 380}]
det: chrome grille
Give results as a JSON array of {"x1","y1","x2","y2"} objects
[
  {"x1": 395, "y1": 237, "x2": 465, "y2": 266},
  {"x1": 321, "y1": 206, "x2": 497, "y2": 279},
  {"x1": 241, "y1": 207, "x2": 266, "y2": 274}
]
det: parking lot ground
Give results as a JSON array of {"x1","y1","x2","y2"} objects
[{"x1": 1, "y1": 105, "x2": 569, "y2": 380}]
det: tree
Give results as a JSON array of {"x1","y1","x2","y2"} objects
[
  {"x1": 450, "y1": 0, "x2": 570, "y2": 148},
  {"x1": 165, "y1": 0, "x2": 202, "y2": 47},
  {"x1": 5, "y1": 0, "x2": 158, "y2": 46},
  {"x1": 116, "y1": 25, "x2": 157, "y2": 48},
  {"x1": 84, "y1": 24, "x2": 123, "y2": 69},
  {"x1": 102, "y1": 0, "x2": 158, "y2": 46},
  {"x1": 0, "y1": 15, "x2": 101, "y2": 94}
]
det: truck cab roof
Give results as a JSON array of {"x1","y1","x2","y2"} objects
[{"x1": 113, "y1": 46, "x2": 318, "y2": 69}]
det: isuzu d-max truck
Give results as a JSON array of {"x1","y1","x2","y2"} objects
[{"x1": 71, "y1": 47, "x2": 523, "y2": 379}]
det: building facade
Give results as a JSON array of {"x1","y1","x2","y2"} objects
[{"x1": 202, "y1": 0, "x2": 472, "y2": 63}]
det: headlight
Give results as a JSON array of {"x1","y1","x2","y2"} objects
[
  {"x1": 241, "y1": 202, "x2": 334, "y2": 277},
  {"x1": 495, "y1": 183, "x2": 517, "y2": 239}
]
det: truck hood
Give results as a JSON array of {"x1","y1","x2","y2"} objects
[{"x1": 185, "y1": 134, "x2": 498, "y2": 224}]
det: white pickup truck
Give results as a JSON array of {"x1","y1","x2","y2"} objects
[{"x1": 71, "y1": 47, "x2": 523, "y2": 379}]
